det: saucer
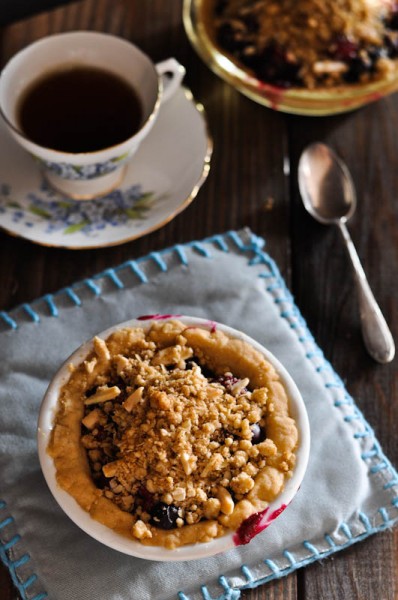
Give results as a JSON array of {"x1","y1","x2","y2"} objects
[{"x1": 0, "y1": 86, "x2": 212, "y2": 249}]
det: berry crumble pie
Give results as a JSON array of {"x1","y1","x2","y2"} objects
[
  {"x1": 200, "y1": 0, "x2": 398, "y2": 89},
  {"x1": 48, "y1": 320, "x2": 298, "y2": 549}
]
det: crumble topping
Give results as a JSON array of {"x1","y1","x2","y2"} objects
[
  {"x1": 201, "y1": 0, "x2": 398, "y2": 88},
  {"x1": 48, "y1": 320, "x2": 298, "y2": 549}
]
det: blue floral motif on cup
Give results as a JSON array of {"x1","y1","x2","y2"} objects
[{"x1": 33, "y1": 152, "x2": 131, "y2": 180}]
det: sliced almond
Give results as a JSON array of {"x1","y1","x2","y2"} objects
[
  {"x1": 231, "y1": 378, "x2": 249, "y2": 396},
  {"x1": 201, "y1": 453, "x2": 224, "y2": 477},
  {"x1": 84, "y1": 357, "x2": 97, "y2": 374},
  {"x1": 123, "y1": 386, "x2": 144, "y2": 412},
  {"x1": 84, "y1": 385, "x2": 121, "y2": 405},
  {"x1": 114, "y1": 354, "x2": 130, "y2": 374},
  {"x1": 93, "y1": 336, "x2": 110, "y2": 362},
  {"x1": 313, "y1": 60, "x2": 347, "y2": 75},
  {"x1": 217, "y1": 487, "x2": 234, "y2": 515},
  {"x1": 132, "y1": 520, "x2": 152, "y2": 540},
  {"x1": 81, "y1": 408, "x2": 101, "y2": 430},
  {"x1": 102, "y1": 461, "x2": 119, "y2": 478},
  {"x1": 180, "y1": 451, "x2": 197, "y2": 476}
]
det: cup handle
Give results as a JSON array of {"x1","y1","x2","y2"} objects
[{"x1": 155, "y1": 58, "x2": 185, "y2": 103}]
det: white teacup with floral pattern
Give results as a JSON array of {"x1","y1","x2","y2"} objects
[{"x1": 0, "y1": 31, "x2": 185, "y2": 199}]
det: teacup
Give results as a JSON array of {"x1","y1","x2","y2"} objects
[{"x1": 0, "y1": 31, "x2": 185, "y2": 199}]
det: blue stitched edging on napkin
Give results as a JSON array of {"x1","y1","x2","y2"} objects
[
  {"x1": 0, "y1": 229, "x2": 397, "y2": 600},
  {"x1": 0, "y1": 501, "x2": 46, "y2": 600}
]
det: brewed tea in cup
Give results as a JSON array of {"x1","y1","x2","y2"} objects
[{"x1": 18, "y1": 66, "x2": 144, "y2": 153}]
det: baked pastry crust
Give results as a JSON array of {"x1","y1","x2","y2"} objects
[{"x1": 48, "y1": 320, "x2": 298, "y2": 549}]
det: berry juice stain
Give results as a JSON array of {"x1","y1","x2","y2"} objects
[{"x1": 233, "y1": 504, "x2": 287, "y2": 546}]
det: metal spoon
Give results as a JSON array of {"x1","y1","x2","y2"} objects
[{"x1": 298, "y1": 142, "x2": 395, "y2": 364}]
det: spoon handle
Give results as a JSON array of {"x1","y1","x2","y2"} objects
[{"x1": 337, "y1": 221, "x2": 395, "y2": 363}]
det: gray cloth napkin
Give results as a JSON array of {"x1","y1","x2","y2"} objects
[{"x1": 1, "y1": 229, "x2": 397, "y2": 600}]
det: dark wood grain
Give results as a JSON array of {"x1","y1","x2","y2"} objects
[
  {"x1": 287, "y1": 94, "x2": 398, "y2": 600},
  {"x1": 0, "y1": 1, "x2": 397, "y2": 599}
]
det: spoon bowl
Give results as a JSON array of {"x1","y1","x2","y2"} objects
[
  {"x1": 298, "y1": 143, "x2": 356, "y2": 224},
  {"x1": 298, "y1": 143, "x2": 395, "y2": 364}
]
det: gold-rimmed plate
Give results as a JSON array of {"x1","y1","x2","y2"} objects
[
  {"x1": 0, "y1": 85, "x2": 212, "y2": 249},
  {"x1": 183, "y1": 0, "x2": 398, "y2": 116}
]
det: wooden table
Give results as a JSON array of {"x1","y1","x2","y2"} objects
[{"x1": 1, "y1": 1, "x2": 397, "y2": 598}]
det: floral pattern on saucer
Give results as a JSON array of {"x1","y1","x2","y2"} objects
[
  {"x1": 0, "y1": 180, "x2": 155, "y2": 237},
  {"x1": 35, "y1": 151, "x2": 131, "y2": 180}
]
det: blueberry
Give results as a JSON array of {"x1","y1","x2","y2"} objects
[
  {"x1": 390, "y1": 14, "x2": 398, "y2": 30},
  {"x1": 137, "y1": 486, "x2": 155, "y2": 511},
  {"x1": 85, "y1": 386, "x2": 98, "y2": 397},
  {"x1": 186, "y1": 356, "x2": 199, "y2": 368},
  {"x1": 386, "y1": 5, "x2": 398, "y2": 30},
  {"x1": 186, "y1": 357, "x2": 216, "y2": 379},
  {"x1": 217, "y1": 23, "x2": 248, "y2": 53},
  {"x1": 249, "y1": 43, "x2": 300, "y2": 88},
  {"x1": 330, "y1": 35, "x2": 358, "y2": 61},
  {"x1": 214, "y1": 0, "x2": 228, "y2": 17},
  {"x1": 241, "y1": 14, "x2": 259, "y2": 34},
  {"x1": 251, "y1": 423, "x2": 265, "y2": 445},
  {"x1": 150, "y1": 502, "x2": 179, "y2": 530},
  {"x1": 94, "y1": 473, "x2": 109, "y2": 489},
  {"x1": 368, "y1": 45, "x2": 388, "y2": 66},
  {"x1": 109, "y1": 375, "x2": 127, "y2": 390},
  {"x1": 384, "y1": 34, "x2": 398, "y2": 58},
  {"x1": 343, "y1": 57, "x2": 371, "y2": 83},
  {"x1": 216, "y1": 374, "x2": 239, "y2": 390}
]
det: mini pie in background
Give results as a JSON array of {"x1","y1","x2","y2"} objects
[{"x1": 200, "y1": 0, "x2": 398, "y2": 89}]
